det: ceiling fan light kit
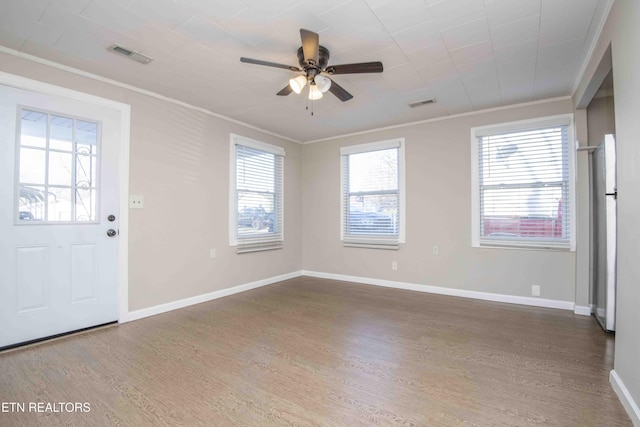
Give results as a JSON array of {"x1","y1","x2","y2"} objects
[
  {"x1": 289, "y1": 75, "x2": 307, "y2": 94},
  {"x1": 240, "y1": 28, "x2": 384, "y2": 109},
  {"x1": 314, "y1": 74, "x2": 331, "y2": 93},
  {"x1": 308, "y1": 84, "x2": 323, "y2": 100}
]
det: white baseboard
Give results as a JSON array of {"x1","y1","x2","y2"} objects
[
  {"x1": 302, "y1": 270, "x2": 576, "y2": 311},
  {"x1": 573, "y1": 305, "x2": 592, "y2": 316},
  {"x1": 610, "y1": 370, "x2": 640, "y2": 426},
  {"x1": 124, "y1": 270, "x2": 303, "y2": 322},
  {"x1": 124, "y1": 269, "x2": 585, "y2": 323}
]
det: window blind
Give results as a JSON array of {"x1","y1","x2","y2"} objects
[
  {"x1": 231, "y1": 137, "x2": 284, "y2": 253},
  {"x1": 340, "y1": 139, "x2": 403, "y2": 248},
  {"x1": 476, "y1": 124, "x2": 571, "y2": 249}
]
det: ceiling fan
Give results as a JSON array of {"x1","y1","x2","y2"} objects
[{"x1": 240, "y1": 29, "x2": 383, "y2": 102}]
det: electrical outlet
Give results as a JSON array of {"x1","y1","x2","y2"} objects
[
  {"x1": 391, "y1": 261, "x2": 398, "y2": 270},
  {"x1": 532, "y1": 285, "x2": 541, "y2": 297},
  {"x1": 432, "y1": 245, "x2": 439, "y2": 255},
  {"x1": 129, "y1": 195, "x2": 144, "y2": 209},
  {"x1": 210, "y1": 249, "x2": 216, "y2": 259}
]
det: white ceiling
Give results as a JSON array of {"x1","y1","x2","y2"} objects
[{"x1": 0, "y1": 0, "x2": 610, "y2": 143}]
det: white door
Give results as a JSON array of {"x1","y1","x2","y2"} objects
[{"x1": 0, "y1": 84, "x2": 121, "y2": 348}]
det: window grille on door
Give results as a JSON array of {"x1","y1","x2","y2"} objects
[{"x1": 17, "y1": 108, "x2": 100, "y2": 223}]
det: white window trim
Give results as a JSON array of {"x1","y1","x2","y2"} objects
[
  {"x1": 470, "y1": 114, "x2": 576, "y2": 251},
  {"x1": 228, "y1": 134, "x2": 285, "y2": 250},
  {"x1": 340, "y1": 138, "x2": 406, "y2": 249}
]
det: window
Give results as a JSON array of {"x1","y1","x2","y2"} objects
[
  {"x1": 229, "y1": 134, "x2": 285, "y2": 253},
  {"x1": 340, "y1": 139, "x2": 405, "y2": 249},
  {"x1": 471, "y1": 115, "x2": 575, "y2": 250},
  {"x1": 17, "y1": 108, "x2": 99, "y2": 223}
]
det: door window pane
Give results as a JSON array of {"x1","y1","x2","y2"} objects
[
  {"x1": 18, "y1": 185, "x2": 46, "y2": 221},
  {"x1": 50, "y1": 115, "x2": 73, "y2": 151},
  {"x1": 47, "y1": 187, "x2": 72, "y2": 221},
  {"x1": 76, "y1": 154, "x2": 96, "y2": 188},
  {"x1": 48, "y1": 151, "x2": 73, "y2": 186},
  {"x1": 19, "y1": 148, "x2": 46, "y2": 184},
  {"x1": 16, "y1": 108, "x2": 100, "y2": 223},
  {"x1": 20, "y1": 110, "x2": 47, "y2": 148},
  {"x1": 77, "y1": 120, "x2": 98, "y2": 154}
]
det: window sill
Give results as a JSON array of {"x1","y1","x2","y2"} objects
[
  {"x1": 236, "y1": 242, "x2": 283, "y2": 254},
  {"x1": 343, "y1": 241, "x2": 399, "y2": 250},
  {"x1": 474, "y1": 241, "x2": 573, "y2": 252}
]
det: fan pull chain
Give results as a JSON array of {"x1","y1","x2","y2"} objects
[{"x1": 305, "y1": 93, "x2": 314, "y2": 116}]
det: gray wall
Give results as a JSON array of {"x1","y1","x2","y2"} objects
[
  {"x1": 302, "y1": 99, "x2": 578, "y2": 303},
  {"x1": 587, "y1": 95, "x2": 616, "y2": 147},
  {"x1": 575, "y1": 0, "x2": 640, "y2": 418},
  {"x1": 0, "y1": 51, "x2": 303, "y2": 312}
]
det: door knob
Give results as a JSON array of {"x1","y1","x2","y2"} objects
[
  {"x1": 108, "y1": 214, "x2": 116, "y2": 222},
  {"x1": 107, "y1": 229, "x2": 117, "y2": 237}
]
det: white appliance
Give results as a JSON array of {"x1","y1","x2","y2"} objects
[{"x1": 591, "y1": 134, "x2": 617, "y2": 332}]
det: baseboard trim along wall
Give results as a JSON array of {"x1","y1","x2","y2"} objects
[
  {"x1": 302, "y1": 270, "x2": 579, "y2": 312},
  {"x1": 126, "y1": 270, "x2": 588, "y2": 323},
  {"x1": 573, "y1": 305, "x2": 592, "y2": 316},
  {"x1": 124, "y1": 271, "x2": 303, "y2": 322},
  {"x1": 610, "y1": 370, "x2": 640, "y2": 426}
]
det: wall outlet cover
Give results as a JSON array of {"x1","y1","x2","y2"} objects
[{"x1": 129, "y1": 195, "x2": 144, "y2": 209}]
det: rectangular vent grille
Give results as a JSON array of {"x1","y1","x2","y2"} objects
[
  {"x1": 409, "y1": 99, "x2": 436, "y2": 108},
  {"x1": 107, "y1": 44, "x2": 154, "y2": 64}
]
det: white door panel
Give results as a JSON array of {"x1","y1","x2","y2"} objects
[{"x1": 0, "y1": 84, "x2": 120, "y2": 348}]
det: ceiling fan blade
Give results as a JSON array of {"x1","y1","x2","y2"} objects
[
  {"x1": 300, "y1": 29, "x2": 319, "y2": 64},
  {"x1": 326, "y1": 61, "x2": 384, "y2": 74},
  {"x1": 328, "y1": 79, "x2": 353, "y2": 102},
  {"x1": 240, "y1": 57, "x2": 300, "y2": 72},
  {"x1": 276, "y1": 85, "x2": 293, "y2": 96}
]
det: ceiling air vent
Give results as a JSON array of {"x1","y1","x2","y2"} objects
[
  {"x1": 107, "y1": 44, "x2": 154, "y2": 65},
  {"x1": 409, "y1": 98, "x2": 436, "y2": 108}
]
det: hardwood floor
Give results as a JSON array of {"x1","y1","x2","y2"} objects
[{"x1": 0, "y1": 276, "x2": 631, "y2": 426}]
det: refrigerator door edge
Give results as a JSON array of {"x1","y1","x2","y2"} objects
[
  {"x1": 605, "y1": 194, "x2": 617, "y2": 331},
  {"x1": 604, "y1": 134, "x2": 616, "y2": 195}
]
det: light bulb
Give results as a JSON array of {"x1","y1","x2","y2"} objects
[
  {"x1": 314, "y1": 75, "x2": 331, "y2": 93},
  {"x1": 289, "y1": 75, "x2": 307, "y2": 94},
  {"x1": 308, "y1": 84, "x2": 323, "y2": 100}
]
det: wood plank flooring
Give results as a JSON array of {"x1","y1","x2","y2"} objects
[{"x1": 0, "y1": 276, "x2": 632, "y2": 426}]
